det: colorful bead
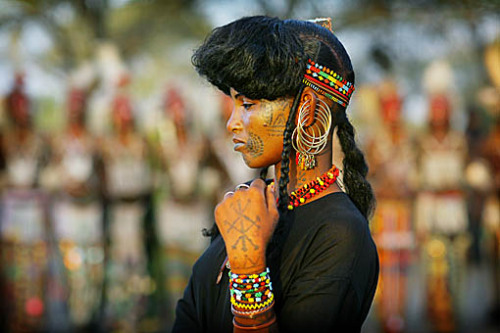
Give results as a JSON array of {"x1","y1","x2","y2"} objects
[
  {"x1": 303, "y1": 59, "x2": 355, "y2": 107},
  {"x1": 287, "y1": 165, "x2": 339, "y2": 211},
  {"x1": 231, "y1": 293, "x2": 275, "y2": 310},
  {"x1": 229, "y1": 267, "x2": 274, "y2": 312}
]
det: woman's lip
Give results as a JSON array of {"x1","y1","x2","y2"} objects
[
  {"x1": 233, "y1": 142, "x2": 245, "y2": 151},
  {"x1": 232, "y1": 138, "x2": 245, "y2": 151}
]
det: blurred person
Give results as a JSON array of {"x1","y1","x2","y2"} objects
[
  {"x1": 173, "y1": 16, "x2": 379, "y2": 332},
  {"x1": 366, "y1": 80, "x2": 415, "y2": 333},
  {"x1": 100, "y1": 74, "x2": 158, "y2": 331},
  {"x1": 481, "y1": 114, "x2": 500, "y2": 324},
  {"x1": 414, "y1": 93, "x2": 469, "y2": 332},
  {"x1": 40, "y1": 80, "x2": 105, "y2": 331},
  {"x1": 0, "y1": 72, "x2": 50, "y2": 332},
  {"x1": 481, "y1": 38, "x2": 500, "y2": 324},
  {"x1": 154, "y1": 85, "x2": 216, "y2": 328}
]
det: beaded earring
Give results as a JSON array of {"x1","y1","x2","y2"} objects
[{"x1": 292, "y1": 98, "x2": 332, "y2": 170}]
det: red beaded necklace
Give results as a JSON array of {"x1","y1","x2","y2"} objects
[{"x1": 287, "y1": 165, "x2": 339, "y2": 210}]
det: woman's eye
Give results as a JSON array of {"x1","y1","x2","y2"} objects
[{"x1": 242, "y1": 102, "x2": 254, "y2": 110}]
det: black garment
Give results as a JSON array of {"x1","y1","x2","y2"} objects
[{"x1": 173, "y1": 192, "x2": 379, "y2": 333}]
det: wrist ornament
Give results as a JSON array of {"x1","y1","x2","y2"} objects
[{"x1": 229, "y1": 267, "x2": 275, "y2": 314}]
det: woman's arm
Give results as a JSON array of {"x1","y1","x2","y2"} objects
[{"x1": 214, "y1": 179, "x2": 279, "y2": 331}]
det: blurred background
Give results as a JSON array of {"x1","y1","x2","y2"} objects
[{"x1": 0, "y1": 0, "x2": 498, "y2": 332}]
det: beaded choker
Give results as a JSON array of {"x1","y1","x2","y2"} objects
[
  {"x1": 287, "y1": 165, "x2": 339, "y2": 210},
  {"x1": 303, "y1": 59, "x2": 355, "y2": 108}
]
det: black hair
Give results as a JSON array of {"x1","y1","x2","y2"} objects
[{"x1": 194, "y1": 16, "x2": 375, "y2": 238}]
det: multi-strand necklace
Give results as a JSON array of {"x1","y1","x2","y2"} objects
[{"x1": 287, "y1": 165, "x2": 339, "y2": 210}]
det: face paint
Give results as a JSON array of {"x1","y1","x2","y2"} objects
[
  {"x1": 260, "y1": 99, "x2": 289, "y2": 137},
  {"x1": 226, "y1": 88, "x2": 293, "y2": 168},
  {"x1": 247, "y1": 132, "x2": 264, "y2": 158}
]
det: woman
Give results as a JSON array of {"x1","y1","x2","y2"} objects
[{"x1": 173, "y1": 16, "x2": 379, "y2": 332}]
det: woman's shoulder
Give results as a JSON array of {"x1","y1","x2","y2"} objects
[
  {"x1": 291, "y1": 193, "x2": 377, "y2": 266},
  {"x1": 285, "y1": 192, "x2": 378, "y2": 279},
  {"x1": 297, "y1": 192, "x2": 369, "y2": 236}
]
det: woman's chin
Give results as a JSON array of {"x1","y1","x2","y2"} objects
[{"x1": 242, "y1": 156, "x2": 263, "y2": 169}]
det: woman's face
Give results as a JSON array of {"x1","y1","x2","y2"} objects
[{"x1": 227, "y1": 88, "x2": 293, "y2": 168}]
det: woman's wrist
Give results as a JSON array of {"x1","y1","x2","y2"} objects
[
  {"x1": 227, "y1": 253, "x2": 266, "y2": 275},
  {"x1": 229, "y1": 266, "x2": 276, "y2": 330}
]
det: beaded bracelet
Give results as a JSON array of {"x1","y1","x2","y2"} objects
[
  {"x1": 231, "y1": 281, "x2": 270, "y2": 290},
  {"x1": 231, "y1": 293, "x2": 275, "y2": 310},
  {"x1": 231, "y1": 290, "x2": 273, "y2": 303},
  {"x1": 229, "y1": 267, "x2": 274, "y2": 312},
  {"x1": 229, "y1": 268, "x2": 272, "y2": 292},
  {"x1": 231, "y1": 300, "x2": 275, "y2": 318},
  {"x1": 231, "y1": 278, "x2": 270, "y2": 289},
  {"x1": 232, "y1": 289, "x2": 273, "y2": 303},
  {"x1": 232, "y1": 275, "x2": 270, "y2": 284},
  {"x1": 229, "y1": 268, "x2": 271, "y2": 281}
]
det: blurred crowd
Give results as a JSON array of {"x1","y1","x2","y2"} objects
[
  {"x1": 361, "y1": 75, "x2": 499, "y2": 333},
  {"x1": 1, "y1": 48, "x2": 499, "y2": 333},
  {"x1": 0, "y1": 58, "x2": 258, "y2": 332}
]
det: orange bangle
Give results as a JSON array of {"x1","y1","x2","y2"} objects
[{"x1": 233, "y1": 315, "x2": 277, "y2": 331}]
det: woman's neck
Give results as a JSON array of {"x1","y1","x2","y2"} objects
[{"x1": 273, "y1": 150, "x2": 341, "y2": 200}]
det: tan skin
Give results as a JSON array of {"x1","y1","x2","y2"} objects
[{"x1": 215, "y1": 86, "x2": 342, "y2": 274}]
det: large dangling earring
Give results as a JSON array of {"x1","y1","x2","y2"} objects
[{"x1": 292, "y1": 98, "x2": 332, "y2": 170}]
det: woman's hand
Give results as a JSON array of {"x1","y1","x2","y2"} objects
[{"x1": 215, "y1": 179, "x2": 279, "y2": 274}]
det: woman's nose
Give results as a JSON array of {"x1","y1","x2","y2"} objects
[{"x1": 226, "y1": 108, "x2": 243, "y2": 133}]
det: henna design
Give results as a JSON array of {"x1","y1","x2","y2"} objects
[
  {"x1": 261, "y1": 99, "x2": 289, "y2": 137},
  {"x1": 247, "y1": 132, "x2": 264, "y2": 157},
  {"x1": 223, "y1": 200, "x2": 261, "y2": 253},
  {"x1": 261, "y1": 103, "x2": 274, "y2": 126}
]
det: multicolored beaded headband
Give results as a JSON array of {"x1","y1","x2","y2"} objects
[{"x1": 303, "y1": 59, "x2": 355, "y2": 108}]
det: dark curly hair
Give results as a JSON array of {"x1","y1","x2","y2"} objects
[{"x1": 194, "y1": 16, "x2": 375, "y2": 239}]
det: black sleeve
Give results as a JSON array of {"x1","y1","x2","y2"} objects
[
  {"x1": 172, "y1": 235, "x2": 231, "y2": 333},
  {"x1": 172, "y1": 275, "x2": 201, "y2": 333}
]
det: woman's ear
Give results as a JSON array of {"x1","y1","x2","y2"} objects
[{"x1": 298, "y1": 86, "x2": 318, "y2": 127}]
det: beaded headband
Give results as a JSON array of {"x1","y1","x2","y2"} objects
[{"x1": 303, "y1": 59, "x2": 355, "y2": 108}]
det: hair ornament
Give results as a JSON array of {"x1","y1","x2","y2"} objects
[
  {"x1": 303, "y1": 59, "x2": 355, "y2": 107},
  {"x1": 309, "y1": 17, "x2": 334, "y2": 33}
]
